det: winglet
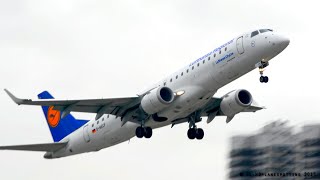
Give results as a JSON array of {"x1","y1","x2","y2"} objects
[{"x1": 4, "y1": 89, "x2": 30, "y2": 105}]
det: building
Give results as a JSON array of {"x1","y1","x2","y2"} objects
[
  {"x1": 229, "y1": 121, "x2": 320, "y2": 180},
  {"x1": 297, "y1": 124, "x2": 320, "y2": 179}
]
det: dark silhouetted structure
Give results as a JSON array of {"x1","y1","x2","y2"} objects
[{"x1": 229, "y1": 121, "x2": 320, "y2": 180}]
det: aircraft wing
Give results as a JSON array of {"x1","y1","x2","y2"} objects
[
  {"x1": 171, "y1": 97, "x2": 264, "y2": 126},
  {"x1": 4, "y1": 89, "x2": 141, "y2": 120},
  {"x1": 241, "y1": 102, "x2": 265, "y2": 112},
  {"x1": 201, "y1": 98, "x2": 264, "y2": 115},
  {"x1": 201, "y1": 97, "x2": 264, "y2": 123},
  {"x1": 0, "y1": 142, "x2": 67, "y2": 152}
]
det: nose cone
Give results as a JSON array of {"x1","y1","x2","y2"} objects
[
  {"x1": 274, "y1": 35, "x2": 290, "y2": 51},
  {"x1": 261, "y1": 33, "x2": 290, "y2": 61},
  {"x1": 279, "y1": 35, "x2": 290, "y2": 49}
]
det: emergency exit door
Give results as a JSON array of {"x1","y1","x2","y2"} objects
[
  {"x1": 236, "y1": 36, "x2": 244, "y2": 54},
  {"x1": 83, "y1": 125, "x2": 90, "y2": 142}
]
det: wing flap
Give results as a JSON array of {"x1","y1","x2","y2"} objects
[{"x1": 0, "y1": 142, "x2": 67, "y2": 152}]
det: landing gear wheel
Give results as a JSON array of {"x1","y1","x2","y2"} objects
[
  {"x1": 260, "y1": 76, "x2": 269, "y2": 83},
  {"x1": 257, "y1": 61, "x2": 269, "y2": 83},
  {"x1": 260, "y1": 76, "x2": 264, "y2": 83},
  {"x1": 187, "y1": 128, "x2": 196, "y2": 139},
  {"x1": 196, "y1": 128, "x2": 204, "y2": 140},
  {"x1": 135, "y1": 126, "x2": 144, "y2": 138},
  {"x1": 144, "y1": 127, "x2": 153, "y2": 138}
]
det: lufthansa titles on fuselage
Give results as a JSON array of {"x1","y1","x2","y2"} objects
[
  {"x1": 189, "y1": 39, "x2": 234, "y2": 67},
  {"x1": 215, "y1": 52, "x2": 234, "y2": 64}
]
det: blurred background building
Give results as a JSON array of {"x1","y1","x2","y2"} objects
[{"x1": 229, "y1": 121, "x2": 320, "y2": 180}]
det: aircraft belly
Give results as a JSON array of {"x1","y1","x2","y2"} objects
[
  {"x1": 151, "y1": 85, "x2": 215, "y2": 129},
  {"x1": 103, "y1": 122, "x2": 136, "y2": 147}
]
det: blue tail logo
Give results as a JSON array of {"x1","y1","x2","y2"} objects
[{"x1": 38, "y1": 91, "x2": 89, "y2": 142}]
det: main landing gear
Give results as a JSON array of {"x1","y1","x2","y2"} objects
[
  {"x1": 187, "y1": 128, "x2": 204, "y2": 140},
  {"x1": 135, "y1": 118, "x2": 152, "y2": 138},
  {"x1": 187, "y1": 112, "x2": 204, "y2": 140},
  {"x1": 258, "y1": 61, "x2": 269, "y2": 83},
  {"x1": 136, "y1": 126, "x2": 152, "y2": 138}
]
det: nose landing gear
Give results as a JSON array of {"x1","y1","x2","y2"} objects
[
  {"x1": 257, "y1": 61, "x2": 269, "y2": 83},
  {"x1": 259, "y1": 69, "x2": 269, "y2": 83}
]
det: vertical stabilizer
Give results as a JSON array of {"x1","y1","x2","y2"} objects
[{"x1": 38, "y1": 91, "x2": 89, "y2": 142}]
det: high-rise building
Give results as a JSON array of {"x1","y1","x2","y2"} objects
[
  {"x1": 229, "y1": 121, "x2": 320, "y2": 180},
  {"x1": 297, "y1": 124, "x2": 320, "y2": 180}
]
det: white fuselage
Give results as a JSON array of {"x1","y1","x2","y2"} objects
[{"x1": 49, "y1": 30, "x2": 289, "y2": 158}]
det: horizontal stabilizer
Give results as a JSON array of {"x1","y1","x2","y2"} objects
[{"x1": 0, "y1": 142, "x2": 67, "y2": 152}]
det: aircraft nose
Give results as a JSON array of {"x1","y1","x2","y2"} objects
[
  {"x1": 274, "y1": 35, "x2": 290, "y2": 50},
  {"x1": 279, "y1": 35, "x2": 290, "y2": 49}
]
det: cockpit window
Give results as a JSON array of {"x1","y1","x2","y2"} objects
[
  {"x1": 251, "y1": 30, "x2": 259, "y2": 37},
  {"x1": 259, "y1": 29, "x2": 273, "y2": 33}
]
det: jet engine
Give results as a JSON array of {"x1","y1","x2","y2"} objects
[
  {"x1": 140, "y1": 87, "x2": 175, "y2": 115},
  {"x1": 220, "y1": 89, "x2": 253, "y2": 117}
]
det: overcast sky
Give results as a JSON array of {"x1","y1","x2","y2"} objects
[{"x1": 0, "y1": 0, "x2": 319, "y2": 179}]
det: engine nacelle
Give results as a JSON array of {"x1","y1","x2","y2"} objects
[
  {"x1": 140, "y1": 87, "x2": 174, "y2": 115},
  {"x1": 220, "y1": 89, "x2": 253, "y2": 117}
]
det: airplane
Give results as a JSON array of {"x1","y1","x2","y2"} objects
[{"x1": 1, "y1": 29, "x2": 289, "y2": 159}]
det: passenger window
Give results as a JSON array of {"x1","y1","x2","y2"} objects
[
  {"x1": 251, "y1": 30, "x2": 259, "y2": 37},
  {"x1": 164, "y1": 82, "x2": 166, "y2": 86},
  {"x1": 192, "y1": 66, "x2": 194, "y2": 70},
  {"x1": 97, "y1": 120, "x2": 99, "y2": 124},
  {"x1": 208, "y1": 57, "x2": 210, "y2": 60},
  {"x1": 92, "y1": 124, "x2": 94, "y2": 127},
  {"x1": 181, "y1": 72, "x2": 183, "y2": 76},
  {"x1": 225, "y1": 47, "x2": 227, "y2": 51},
  {"x1": 214, "y1": 54, "x2": 216, "y2": 57},
  {"x1": 170, "y1": 78, "x2": 172, "y2": 82},
  {"x1": 219, "y1": 50, "x2": 221, "y2": 54},
  {"x1": 186, "y1": 69, "x2": 189, "y2": 73},
  {"x1": 107, "y1": 115, "x2": 109, "y2": 118},
  {"x1": 176, "y1": 75, "x2": 178, "y2": 79},
  {"x1": 203, "y1": 60, "x2": 205, "y2": 64},
  {"x1": 197, "y1": 63, "x2": 199, "y2": 67},
  {"x1": 102, "y1": 118, "x2": 104, "y2": 121}
]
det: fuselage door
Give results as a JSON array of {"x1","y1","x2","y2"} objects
[
  {"x1": 236, "y1": 36, "x2": 244, "y2": 54},
  {"x1": 83, "y1": 124, "x2": 90, "y2": 143}
]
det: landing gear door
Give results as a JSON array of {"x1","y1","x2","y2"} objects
[
  {"x1": 236, "y1": 36, "x2": 244, "y2": 54},
  {"x1": 83, "y1": 124, "x2": 90, "y2": 143}
]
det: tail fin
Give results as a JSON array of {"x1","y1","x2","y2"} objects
[{"x1": 38, "y1": 91, "x2": 89, "y2": 142}]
